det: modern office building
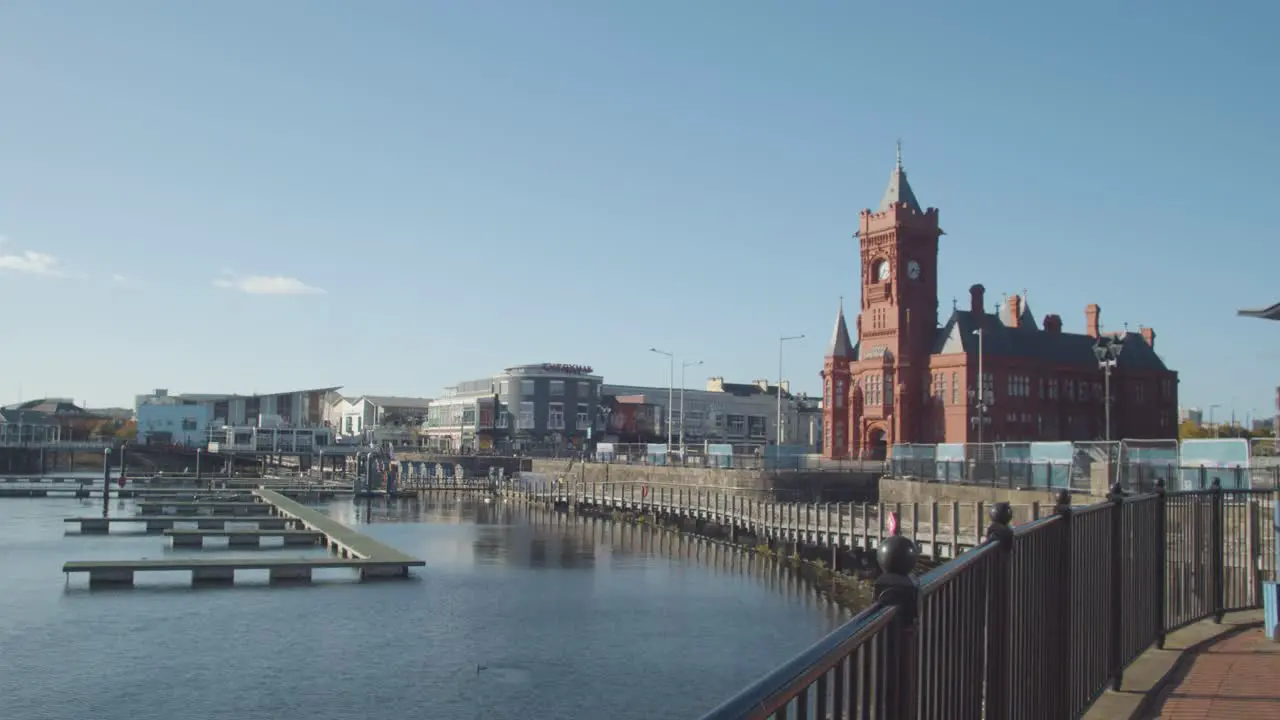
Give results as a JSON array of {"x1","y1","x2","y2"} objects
[
  {"x1": 601, "y1": 377, "x2": 817, "y2": 450},
  {"x1": 135, "y1": 387, "x2": 341, "y2": 446},
  {"x1": 422, "y1": 363, "x2": 603, "y2": 454}
]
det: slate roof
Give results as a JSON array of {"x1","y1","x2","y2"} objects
[
  {"x1": 1238, "y1": 302, "x2": 1280, "y2": 321},
  {"x1": 362, "y1": 395, "x2": 434, "y2": 410},
  {"x1": 826, "y1": 303, "x2": 854, "y2": 358},
  {"x1": 0, "y1": 408, "x2": 60, "y2": 425},
  {"x1": 929, "y1": 310, "x2": 1171, "y2": 371},
  {"x1": 878, "y1": 145, "x2": 923, "y2": 213},
  {"x1": 716, "y1": 382, "x2": 794, "y2": 400},
  {"x1": 2, "y1": 399, "x2": 93, "y2": 416}
]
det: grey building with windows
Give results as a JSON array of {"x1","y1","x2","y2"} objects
[{"x1": 423, "y1": 363, "x2": 603, "y2": 454}]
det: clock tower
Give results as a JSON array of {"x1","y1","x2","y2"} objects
[{"x1": 852, "y1": 144, "x2": 943, "y2": 449}]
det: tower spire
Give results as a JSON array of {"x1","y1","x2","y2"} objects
[
  {"x1": 826, "y1": 300, "x2": 854, "y2": 359},
  {"x1": 879, "y1": 141, "x2": 922, "y2": 212}
]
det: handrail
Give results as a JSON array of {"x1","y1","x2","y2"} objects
[
  {"x1": 918, "y1": 538, "x2": 997, "y2": 590},
  {"x1": 698, "y1": 603, "x2": 899, "y2": 720}
]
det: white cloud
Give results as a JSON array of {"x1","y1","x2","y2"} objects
[
  {"x1": 111, "y1": 274, "x2": 127, "y2": 284},
  {"x1": 213, "y1": 274, "x2": 325, "y2": 295},
  {"x1": 0, "y1": 236, "x2": 67, "y2": 278}
]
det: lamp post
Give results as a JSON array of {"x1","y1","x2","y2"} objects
[
  {"x1": 1093, "y1": 336, "x2": 1125, "y2": 442},
  {"x1": 679, "y1": 359, "x2": 703, "y2": 456},
  {"x1": 968, "y1": 327, "x2": 992, "y2": 445},
  {"x1": 1208, "y1": 404, "x2": 1221, "y2": 439},
  {"x1": 649, "y1": 348, "x2": 675, "y2": 449},
  {"x1": 778, "y1": 334, "x2": 805, "y2": 446}
]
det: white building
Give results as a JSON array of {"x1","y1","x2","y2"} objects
[
  {"x1": 326, "y1": 395, "x2": 434, "y2": 445},
  {"x1": 602, "y1": 377, "x2": 820, "y2": 449},
  {"x1": 205, "y1": 424, "x2": 338, "y2": 455},
  {"x1": 135, "y1": 386, "x2": 341, "y2": 446}
]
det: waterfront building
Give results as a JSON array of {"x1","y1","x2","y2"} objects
[
  {"x1": 134, "y1": 386, "x2": 341, "y2": 446},
  {"x1": 602, "y1": 378, "x2": 819, "y2": 450},
  {"x1": 821, "y1": 149, "x2": 1179, "y2": 459},
  {"x1": 2, "y1": 398, "x2": 106, "y2": 441},
  {"x1": 205, "y1": 423, "x2": 336, "y2": 455},
  {"x1": 327, "y1": 395, "x2": 433, "y2": 444},
  {"x1": 423, "y1": 364, "x2": 603, "y2": 454},
  {"x1": 0, "y1": 408, "x2": 61, "y2": 445}
]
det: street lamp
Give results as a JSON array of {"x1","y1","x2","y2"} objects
[
  {"x1": 778, "y1": 334, "x2": 805, "y2": 446},
  {"x1": 649, "y1": 348, "x2": 675, "y2": 448},
  {"x1": 679, "y1": 359, "x2": 703, "y2": 455},
  {"x1": 967, "y1": 328, "x2": 993, "y2": 445},
  {"x1": 1093, "y1": 336, "x2": 1125, "y2": 442}
]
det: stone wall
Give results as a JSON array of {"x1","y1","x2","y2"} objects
[
  {"x1": 529, "y1": 460, "x2": 774, "y2": 497},
  {"x1": 878, "y1": 477, "x2": 1106, "y2": 508}
]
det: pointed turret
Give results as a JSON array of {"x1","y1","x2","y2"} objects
[
  {"x1": 878, "y1": 140, "x2": 923, "y2": 212},
  {"x1": 826, "y1": 300, "x2": 854, "y2": 358}
]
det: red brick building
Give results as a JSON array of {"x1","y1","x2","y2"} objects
[{"x1": 820, "y1": 151, "x2": 1178, "y2": 459}]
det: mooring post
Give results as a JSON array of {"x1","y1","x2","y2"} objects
[{"x1": 101, "y1": 447, "x2": 111, "y2": 518}]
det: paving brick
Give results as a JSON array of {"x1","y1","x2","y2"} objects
[{"x1": 1149, "y1": 627, "x2": 1280, "y2": 719}]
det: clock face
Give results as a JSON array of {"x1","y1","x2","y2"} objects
[
  {"x1": 907, "y1": 260, "x2": 921, "y2": 280},
  {"x1": 876, "y1": 261, "x2": 890, "y2": 281}
]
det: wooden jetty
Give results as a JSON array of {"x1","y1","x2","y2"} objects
[
  {"x1": 253, "y1": 489, "x2": 419, "y2": 564},
  {"x1": 163, "y1": 528, "x2": 324, "y2": 548},
  {"x1": 65, "y1": 515, "x2": 302, "y2": 533},
  {"x1": 134, "y1": 501, "x2": 275, "y2": 516},
  {"x1": 61, "y1": 557, "x2": 421, "y2": 585},
  {"x1": 62, "y1": 488, "x2": 425, "y2": 586}
]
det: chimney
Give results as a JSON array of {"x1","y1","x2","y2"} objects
[
  {"x1": 969, "y1": 284, "x2": 986, "y2": 318},
  {"x1": 1005, "y1": 294, "x2": 1023, "y2": 328},
  {"x1": 1085, "y1": 304, "x2": 1101, "y2": 338},
  {"x1": 780, "y1": 380, "x2": 791, "y2": 394},
  {"x1": 1044, "y1": 314, "x2": 1063, "y2": 334},
  {"x1": 755, "y1": 379, "x2": 770, "y2": 392},
  {"x1": 1140, "y1": 326, "x2": 1155, "y2": 349}
]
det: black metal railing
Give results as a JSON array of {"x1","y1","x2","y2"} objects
[{"x1": 699, "y1": 481, "x2": 1278, "y2": 719}]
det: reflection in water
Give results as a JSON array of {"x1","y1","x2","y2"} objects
[
  {"x1": 397, "y1": 492, "x2": 851, "y2": 618},
  {"x1": 3, "y1": 496, "x2": 848, "y2": 720}
]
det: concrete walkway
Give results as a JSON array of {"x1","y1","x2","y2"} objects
[{"x1": 1083, "y1": 610, "x2": 1275, "y2": 719}]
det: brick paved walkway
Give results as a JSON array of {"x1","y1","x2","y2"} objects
[{"x1": 1149, "y1": 626, "x2": 1280, "y2": 719}]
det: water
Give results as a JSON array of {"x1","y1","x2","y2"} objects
[{"x1": 0, "y1": 494, "x2": 849, "y2": 720}]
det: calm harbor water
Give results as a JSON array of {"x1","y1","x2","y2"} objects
[{"x1": 0, "y1": 493, "x2": 849, "y2": 720}]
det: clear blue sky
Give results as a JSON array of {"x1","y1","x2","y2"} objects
[{"x1": 1, "y1": 1, "x2": 1276, "y2": 422}]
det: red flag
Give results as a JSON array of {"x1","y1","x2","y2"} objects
[{"x1": 887, "y1": 511, "x2": 899, "y2": 536}]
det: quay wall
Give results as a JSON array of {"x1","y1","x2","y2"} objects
[
  {"x1": 878, "y1": 476, "x2": 1107, "y2": 507},
  {"x1": 527, "y1": 460, "x2": 884, "y2": 502}
]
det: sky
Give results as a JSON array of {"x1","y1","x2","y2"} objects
[{"x1": 1, "y1": 1, "x2": 1277, "y2": 422}]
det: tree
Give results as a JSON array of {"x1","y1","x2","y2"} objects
[
  {"x1": 114, "y1": 420, "x2": 137, "y2": 440},
  {"x1": 1177, "y1": 420, "x2": 1210, "y2": 440}
]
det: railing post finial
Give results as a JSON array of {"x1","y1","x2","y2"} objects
[
  {"x1": 1107, "y1": 482, "x2": 1127, "y2": 501},
  {"x1": 873, "y1": 534, "x2": 920, "y2": 622},
  {"x1": 1054, "y1": 489, "x2": 1072, "y2": 515},
  {"x1": 986, "y1": 501, "x2": 1014, "y2": 549}
]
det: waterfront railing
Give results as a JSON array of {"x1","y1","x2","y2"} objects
[{"x1": 696, "y1": 482, "x2": 1277, "y2": 719}]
